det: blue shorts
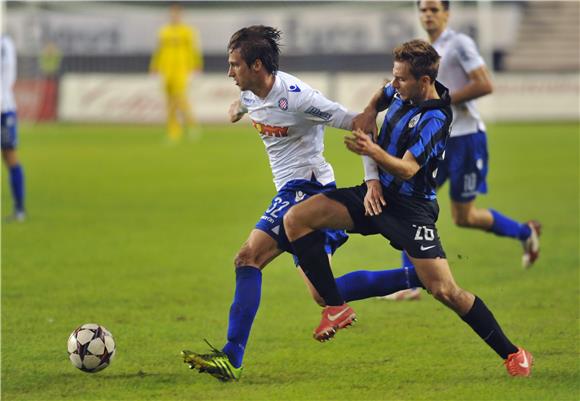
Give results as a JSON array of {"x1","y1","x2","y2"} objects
[
  {"x1": 1, "y1": 111, "x2": 18, "y2": 150},
  {"x1": 436, "y1": 131, "x2": 488, "y2": 202},
  {"x1": 255, "y1": 179, "x2": 349, "y2": 265}
]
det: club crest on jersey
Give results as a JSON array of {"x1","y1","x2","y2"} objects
[
  {"x1": 278, "y1": 97, "x2": 288, "y2": 111},
  {"x1": 408, "y1": 113, "x2": 421, "y2": 128},
  {"x1": 252, "y1": 120, "x2": 289, "y2": 137}
]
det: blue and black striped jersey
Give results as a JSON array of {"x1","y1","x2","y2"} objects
[{"x1": 377, "y1": 81, "x2": 452, "y2": 200}]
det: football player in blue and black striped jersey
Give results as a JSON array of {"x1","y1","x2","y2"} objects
[{"x1": 285, "y1": 39, "x2": 533, "y2": 377}]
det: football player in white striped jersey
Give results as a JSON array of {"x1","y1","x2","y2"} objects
[
  {"x1": 181, "y1": 25, "x2": 425, "y2": 381},
  {"x1": 181, "y1": 25, "x2": 355, "y2": 382}
]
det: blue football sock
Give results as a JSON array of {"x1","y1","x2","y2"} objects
[
  {"x1": 336, "y1": 267, "x2": 424, "y2": 302},
  {"x1": 9, "y1": 164, "x2": 25, "y2": 212},
  {"x1": 401, "y1": 251, "x2": 415, "y2": 268},
  {"x1": 222, "y1": 266, "x2": 262, "y2": 368},
  {"x1": 489, "y1": 209, "x2": 531, "y2": 241}
]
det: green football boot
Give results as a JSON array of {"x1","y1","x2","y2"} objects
[{"x1": 181, "y1": 340, "x2": 242, "y2": 382}]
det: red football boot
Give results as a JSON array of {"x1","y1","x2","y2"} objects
[
  {"x1": 313, "y1": 303, "x2": 356, "y2": 342},
  {"x1": 504, "y1": 347, "x2": 534, "y2": 377}
]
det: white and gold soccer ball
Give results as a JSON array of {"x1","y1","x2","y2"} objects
[{"x1": 67, "y1": 323, "x2": 116, "y2": 373}]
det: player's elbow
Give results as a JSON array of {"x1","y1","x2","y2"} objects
[
  {"x1": 398, "y1": 164, "x2": 420, "y2": 181},
  {"x1": 483, "y1": 81, "x2": 493, "y2": 95},
  {"x1": 476, "y1": 80, "x2": 493, "y2": 96},
  {"x1": 393, "y1": 170, "x2": 413, "y2": 181}
]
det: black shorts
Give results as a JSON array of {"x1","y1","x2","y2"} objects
[{"x1": 324, "y1": 183, "x2": 446, "y2": 259}]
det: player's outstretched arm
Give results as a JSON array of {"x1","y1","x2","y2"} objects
[
  {"x1": 352, "y1": 81, "x2": 390, "y2": 140},
  {"x1": 228, "y1": 99, "x2": 248, "y2": 123}
]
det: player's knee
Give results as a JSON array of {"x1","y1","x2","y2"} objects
[
  {"x1": 283, "y1": 206, "x2": 304, "y2": 236},
  {"x1": 284, "y1": 196, "x2": 325, "y2": 235},
  {"x1": 2, "y1": 150, "x2": 18, "y2": 166},
  {"x1": 234, "y1": 246, "x2": 259, "y2": 268},
  {"x1": 453, "y1": 212, "x2": 475, "y2": 228},
  {"x1": 428, "y1": 282, "x2": 460, "y2": 306}
]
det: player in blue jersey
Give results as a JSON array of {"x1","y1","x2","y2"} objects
[
  {"x1": 1, "y1": 35, "x2": 26, "y2": 222},
  {"x1": 284, "y1": 39, "x2": 533, "y2": 377},
  {"x1": 180, "y1": 26, "x2": 425, "y2": 382}
]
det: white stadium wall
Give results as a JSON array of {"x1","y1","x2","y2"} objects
[
  {"x1": 6, "y1": 3, "x2": 520, "y2": 57},
  {"x1": 59, "y1": 73, "x2": 580, "y2": 123},
  {"x1": 476, "y1": 74, "x2": 580, "y2": 121},
  {"x1": 58, "y1": 73, "x2": 331, "y2": 123}
]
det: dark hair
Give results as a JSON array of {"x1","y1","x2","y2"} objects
[
  {"x1": 228, "y1": 25, "x2": 281, "y2": 74},
  {"x1": 416, "y1": 1, "x2": 450, "y2": 11},
  {"x1": 392, "y1": 39, "x2": 440, "y2": 82}
]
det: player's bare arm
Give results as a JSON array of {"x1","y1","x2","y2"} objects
[
  {"x1": 352, "y1": 81, "x2": 389, "y2": 139},
  {"x1": 228, "y1": 99, "x2": 247, "y2": 123},
  {"x1": 345, "y1": 129, "x2": 420, "y2": 180},
  {"x1": 449, "y1": 65, "x2": 493, "y2": 105}
]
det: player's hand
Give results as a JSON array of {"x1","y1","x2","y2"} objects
[
  {"x1": 344, "y1": 129, "x2": 379, "y2": 156},
  {"x1": 228, "y1": 99, "x2": 246, "y2": 123},
  {"x1": 352, "y1": 111, "x2": 378, "y2": 141},
  {"x1": 364, "y1": 179, "x2": 386, "y2": 216}
]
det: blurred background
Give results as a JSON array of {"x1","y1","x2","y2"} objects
[{"x1": 3, "y1": 0, "x2": 579, "y2": 125}]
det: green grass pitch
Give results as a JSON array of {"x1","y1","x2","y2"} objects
[{"x1": 2, "y1": 121, "x2": 579, "y2": 401}]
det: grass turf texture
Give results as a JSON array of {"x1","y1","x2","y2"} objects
[{"x1": 2, "y1": 122, "x2": 579, "y2": 401}]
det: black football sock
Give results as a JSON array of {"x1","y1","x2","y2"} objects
[
  {"x1": 461, "y1": 296, "x2": 518, "y2": 359},
  {"x1": 290, "y1": 230, "x2": 344, "y2": 306}
]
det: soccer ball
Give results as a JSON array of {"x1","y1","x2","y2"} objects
[{"x1": 67, "y1": 323, "x2": 116, "y2": 373}]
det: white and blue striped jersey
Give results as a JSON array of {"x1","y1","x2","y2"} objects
[
  {"x1": 240, "y1": 71, "x2": 355, "y2": 191},
  {"x1": 433, "y1": 29, "x2": 486, "y2": 137},
  {"x1": 1, "y1": 35, "x2": 17, "y2": 113}
]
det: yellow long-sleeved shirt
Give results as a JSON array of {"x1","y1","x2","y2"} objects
[{"x1": 150, "y1": 23, "x2": 203, "y2": 77}]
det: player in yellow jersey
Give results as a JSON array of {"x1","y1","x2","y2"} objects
[{"x1": 150, "y1": 4, "x2": 203, "y2": 142}]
